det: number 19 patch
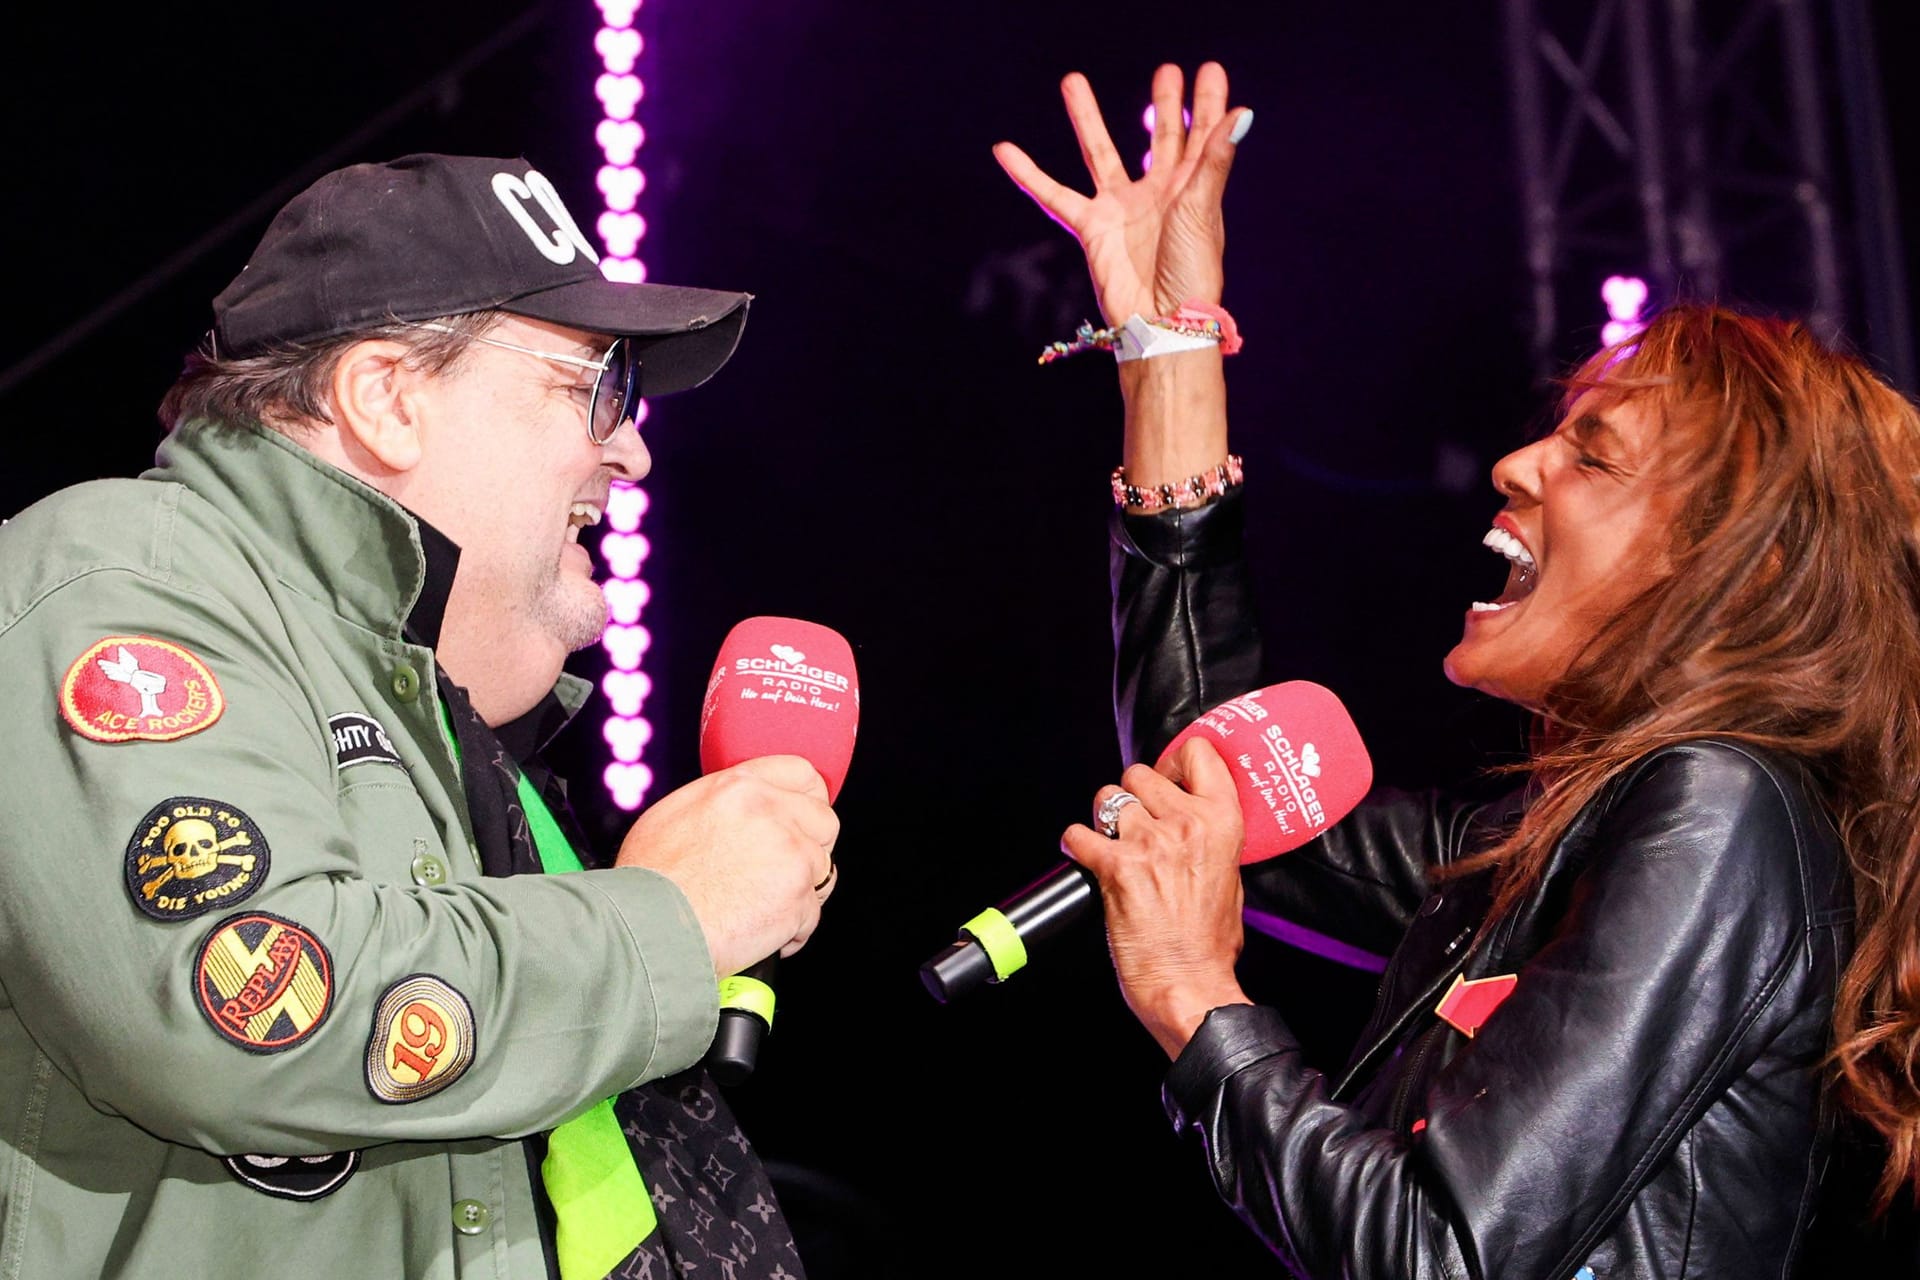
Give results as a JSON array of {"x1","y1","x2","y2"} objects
[{"x1": 365, "y1": 974, "x2": 476, "y2": 1103}]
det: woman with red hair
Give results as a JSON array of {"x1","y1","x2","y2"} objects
[{"x1": 1001, "y1": 60, "x2": 1920, "y2": 1275}]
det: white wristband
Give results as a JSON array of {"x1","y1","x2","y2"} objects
[{"x1": 1112, "y1": 313, "x2": 1221, "y2": 362}]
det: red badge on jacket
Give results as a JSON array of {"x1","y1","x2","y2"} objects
[
  {"x1": 194, "y1": 912, "x2": 334, "y2": 1053},
  {"x1": 1434, "y1": 972, "x2": 1519, "y2": 1038},
  {"x1": 60, "y1": 636, "x2": 226, "y2": 743}
]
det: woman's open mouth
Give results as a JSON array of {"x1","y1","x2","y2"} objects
[{"x1": 1470, "y1": 525, "x2": 1536, "y2": 614}]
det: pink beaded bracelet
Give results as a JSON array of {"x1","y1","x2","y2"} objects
[
  {"x1": 1111, "y1": 453, "x2": 1245, "y2": 512},
  {"x1": 1039, "y1": 299, "x2": 1245, "y2": 365}
]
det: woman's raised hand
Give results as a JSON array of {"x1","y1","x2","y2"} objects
[{"x1": 994, "y1": 62, "x2": 1250, "y2": 328}]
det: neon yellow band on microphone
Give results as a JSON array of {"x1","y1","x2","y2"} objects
[
  {"x1": 961, "y1": 908, "x2": 1028, "y2": 982},
  {"x1": 717, "y1": 975, "x2": 776, "y2": 1028}
]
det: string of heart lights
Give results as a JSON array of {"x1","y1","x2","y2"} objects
[
  {"x1": 592, "y1": 0, "x2": 653, "y2": 811},
  {"x1": 1601, "y1": 274, "x2": 1650, "y2": 348}
]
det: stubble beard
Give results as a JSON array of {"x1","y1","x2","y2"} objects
[{"x1": 529, "y1": 549, "x2": 611, "y2": 654}]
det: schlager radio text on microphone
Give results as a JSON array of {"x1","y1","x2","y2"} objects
[
  {"x1": 1238, "y1": 727, "x2": 1327, "y2": 836},
  {"x1": 1196, "y1": 690, "x2": 1331, "y2": 836},
  {"x1": 711, "y1": 642, "x2": 854, "y2": 717},
  {"x1": 731, "y1": 652, "x2": 852, "y2": 692}
]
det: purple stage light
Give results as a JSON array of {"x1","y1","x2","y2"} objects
[
  {"x1": 598, "y1": 531, "x2": 650, "y2": 579},
  {"x1": 595, "y1": 0, "x2": 654, "y2": 809},
  {"x1": 603, "y1": 578, "x2": 649, "y2": 624},
  {"x1": 1601, "y1": 274, "x2": 1649, "y2": 348},
  {"x1": 595, "y1": 74, "x2": 643, "y2": 119},
  {"x1": 596, "y1": 167, "x2": 645, "y2": 210},
  {"x1": 604, "y1": 761, "x2": 654, "y2": 810},
  {"x1": 602, "y1": 669, "x2": 653, "y2": 717},
  {"x1": 605, "y1": 483, "x2": 647, "y2": 530},
  {"x1": 595, "y1": 26, "x2": 642, "y2": 73},
  {"x1": 1243, "y1": 908, "x2": 1389, "y2": 973},
  {"x1": 596, "y1": 210, "x2": 647, "y2": 258},
  {"x1": 603, "y1": 622, "x2": 652, "y2": 672},
  {"x1": 596, "y1": 120, "x2": 644, "y2": 166},
  {"x1": 1140, "y1": 102, "x2": 1193, "y2": 172},
  {"x1": 603, "y1": 716, "x2": 653, "y2": 758}
]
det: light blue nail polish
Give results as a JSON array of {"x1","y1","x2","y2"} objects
[{"x1": 1228, "y1": 109, "x2": 1254, "y2": 144}]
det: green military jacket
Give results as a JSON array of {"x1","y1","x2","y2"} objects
[{"x1": 0, "y1": 418, "x2": 719, "y2": 1278}]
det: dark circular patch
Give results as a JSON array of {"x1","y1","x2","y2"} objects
[
  {"x1": 193, "y1": 912, "x2": 333, "y2": 1053},
  {"x1": 222, "y1": 1150, "x2": 361, "y2": 1201},
  {"x1": 125, "y1": 797, "x2": 269, "y2": 922}
]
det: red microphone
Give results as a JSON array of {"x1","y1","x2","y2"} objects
[
  {"x1": 698, "y1": 617, "x2": 858, "y2": 1083},
  {"x1": 698, "y1": 617, "x2": 858, "y2": 799},
  {"x1": 1154, "y1": 680, "x2": 1371, "y2": 864},
  {"x1": 919, "y1": 681, "x2": 1371, "y2": 1003}
]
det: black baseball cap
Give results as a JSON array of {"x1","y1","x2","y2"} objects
[{"x1": 211, "y1": 153, "x2": 750, "y2": 396}]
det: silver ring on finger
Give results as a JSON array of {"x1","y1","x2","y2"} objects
[{"x1": 1096, "y1": 789, "x2": 1142, "y2": 839}]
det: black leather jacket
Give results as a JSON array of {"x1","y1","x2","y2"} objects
[{"x1": 1112, "y1": 493, "x2": 1856, "y2": 1279}]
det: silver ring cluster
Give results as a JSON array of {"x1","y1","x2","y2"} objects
[{"x1": 1096, "y1": 790, "x2": 1142, "y2": 839}]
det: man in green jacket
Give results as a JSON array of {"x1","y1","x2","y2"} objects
[{"x1": 0, "y1": 153, "x2": 838, "y2": 1279}]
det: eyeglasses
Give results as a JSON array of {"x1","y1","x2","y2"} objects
[{"x1": 412, "y1": 323, "x2": 639, "y2": 445}]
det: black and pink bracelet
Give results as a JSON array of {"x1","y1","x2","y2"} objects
[{"x1": 1110, "y1": 453, "x2": 1244, "y2": 512}]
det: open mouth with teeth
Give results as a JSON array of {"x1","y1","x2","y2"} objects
[
  {"x1": 1471, "y1": 525, "x2": 1536, "y2": 614},
  {"x1": 566, "y1": 501, "x2": 603, "y2": 543}
]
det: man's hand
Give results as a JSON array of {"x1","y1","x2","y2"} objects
[
  {"x1": 994, "y1": 62, "x2": 1248, "y2": 327},
  {"x1": 615, "y1": 754, "x2": 839, "y2": 978}
]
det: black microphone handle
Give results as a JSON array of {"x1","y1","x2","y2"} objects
[
  {"x1": 705, "y1": 953, "x2": 778, "y2": 1085},
  {"x1": 919, "y1": 860, "x2": 1098, "y2": 1004}
]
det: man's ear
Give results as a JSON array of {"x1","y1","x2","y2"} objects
[{"x1": 329, "y1": 339, "x2": 429, "y2": 473}]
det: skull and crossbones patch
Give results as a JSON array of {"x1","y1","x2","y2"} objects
[
  {"x1": 125, "y1": 797, "x2": 269, "y2": 922},
  {"x1": 61, "y1": 636, "x2": 225, "y2": 744}
]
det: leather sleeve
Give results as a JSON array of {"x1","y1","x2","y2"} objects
[
  {"x1": 1165, "y1": 1003, "x2": 1474, "y2": 1279},
  {"x1": 1110, "y1": 492, "x2": 1265, "y2": 769},
  {"x1": 1112, "y1": 492, "x2": 1502, "y2": 950},
  {"x1": 1160, "y1": 742, "x2": 1841, "y2": 1280}
]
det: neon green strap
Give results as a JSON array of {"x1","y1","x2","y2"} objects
[
  {"x1": 435, "y1": 701, "x2": 585, "y2": 878},
  {"x1": 435, "y1": 698, "x2": 656, "y2": 1270},
  {"x1": 518, "y1": 770, "x2": 584, "y2": 874},
  {"x1": 961, "y1": 907, "x2": 1028, "y2": 982},
  {"x1": 542, "y1": 1098, "x2": 658, "y2": 1280}
]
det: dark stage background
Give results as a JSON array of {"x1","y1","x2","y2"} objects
[{"x1": 5, "y1": 4, "x2": 1919, "y2": 1275}]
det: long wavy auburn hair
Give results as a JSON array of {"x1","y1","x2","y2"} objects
[{"x1": 1443, "y1": 303, "x2": 1920, "y2": 1211}]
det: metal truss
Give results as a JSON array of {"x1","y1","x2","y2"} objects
[{"x1": 1501, "y1": 0, "x2": 1912, "y2": 391}]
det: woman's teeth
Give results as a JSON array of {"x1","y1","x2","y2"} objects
[
  {"x1": 1472, "y1": 525, "x2": 1538, "y2": 611},
  {"x1": 1482, "y1": 526, "x2": 1534, "y2": 568}
]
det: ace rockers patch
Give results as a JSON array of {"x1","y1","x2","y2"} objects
[
  {"x1": 125, "y1": 797, "x2": 268, "y2": 921},
  {"x1": 194, "y1": 913, "x2": 334, "y2": 1053},
  {"x1": 60, "y1": 636, "x2": 225, "y2": 743}
]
